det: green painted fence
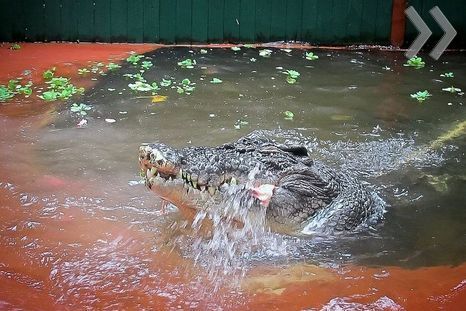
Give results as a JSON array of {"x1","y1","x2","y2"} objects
[
  {"x1": 0, "y1": 0, "x2": 393, "y2": 44},
  {"x1": 0, "y1": 0, "x2": 464, "y2": 47}
]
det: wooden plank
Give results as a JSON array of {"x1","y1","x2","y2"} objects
[
  {"x1": 11, "y1": 0, "x2": 24, "y2": 41},
  {"x1": 0, "y1": 0, "x2": 13, "y2": 41},
  {"x1": 315, "y1": 0, "x2": 333, "y2": 43},
  {"x1": 223, "y1": 0, "x2": 240, "y2": 42},
  {"x1": 239, "y1": 0, "x2": 255, "y2": 42},
  {"x1": 78, "y1": 0, "x2": 95, "y2": 41},
  {"x1": 375, "y1": 0, "x2": 393, "y2": 43},
  {"x1": 94, "y1": 0, "x2": 111, "y2": 42},
  {"x1": 23, "y1": 0, "x2": 46, "y2": 41},
  {"x1": 44, "y1": 0, "x2": 61, "y2": 41},
  {"x1": 61, "y1": 0, "x2": 78, "y2": 41},
  {"x1": 207, "y1": 0, "x2": 224, "y2": 42},
  {"x1": 176, "y1": 0, "x2": 192, "y2": 43},
  {"x1": 269, "y1": 0, "x2": 287, "y2": 41},
  {"x1": 143, "y1": 0, "x2": 159, "y2": 42},
  {"x1": 110, "y1": 0, "x2": 128, "y2": 42},
  {"x1": 333, "y1": 0, "x2": 349, "y2": 41},
  {"x1": 301, "y1": 0, "x2": 318, "y2": 42},
  {"x1": 360, "y1": 0, "x2": 377, "y2": 43},
  {"x1": 346, "y1": 0, "x2": 363, "y2": 43},
  {"x1": 192, "y1": 0, "x2": 208, "y2": 43},
  {"x1": 159, "y1": 0, "x2": 177, "y2": 43},
  {"x1": 255, "y1": 0, "x2": 271, "y2": 41},
  {"x1": 127, "y1": 0, "x2": 144, "y2": 42},
  {"x1": 286, "y1": 0, "x2": 303, "y2": 41}
]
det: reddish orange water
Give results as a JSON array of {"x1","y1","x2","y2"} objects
[{"x1": 0, "y1": 43, "x2": 465, "y2": 310}]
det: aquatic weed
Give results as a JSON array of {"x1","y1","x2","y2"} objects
[
  {"x1": 284, "y1": 70, "x2": 300, "y2": 84},
  {"x1": 70, "y1": 103, "x2": 92, "y2": 116},
  {"x1": 283, "y1": 111, "x2": 294, "y2": 120},
  {"x1": 442, "y1": 86, "x2": 462, "y2": 94},
  {"x1": 410, "y1": 90, "x2": 432, "y2": 102},
  {"x1": 404, "y1": 56, "x2": 425, "y2": 69},
  {"x1": 210, "y1": 78, "x2": 223, "y2": 84},
  {"x1": 259, "y1": 49, "x2": 272, "y2": 58},
  {"x1": 177, "y1": 59, "x2": 196, "y2": 69},
  {"x1": 10, "y1": 43, "x2": 21, "y2": 50},
  {"x1": 440, "y1": 72, "x2": 454, "y2": 78},
  {"x1": 305, "y1": 52, "x2": 319, "y2": 61},
  {"x1": 126, "y1": 52, "x2": 143, "y2": 65}
]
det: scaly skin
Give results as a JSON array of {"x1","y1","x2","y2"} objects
[{"x1": 139, "y1": 131, "x2": 383, "y2": 234}]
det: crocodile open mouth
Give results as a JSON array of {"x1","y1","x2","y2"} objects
[{"x1": 144, "y1": 166, "x2": 240, "y2": 197}]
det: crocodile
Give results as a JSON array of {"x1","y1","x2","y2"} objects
[{"x1": 138, "y1": 131, "x2": 384, "y2": 235}]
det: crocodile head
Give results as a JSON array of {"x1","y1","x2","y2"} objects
[{"x1": 138, "y1": 132, "x2": 382, "y2": 234}]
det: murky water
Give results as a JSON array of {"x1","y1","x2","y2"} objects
[{"x1": 1, "y1": 45, "x2": 465, "y2": 309}]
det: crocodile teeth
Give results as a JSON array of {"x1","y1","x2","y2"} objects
[
  {"x1": 230, "y1": 177, "x2": 237, "y2": 185},
  {"x1": 187, "y1": 174, "x2": 191, "y2": 182},
  {"x1": 208, "y1": 186, "x2": 217, "y2": 196},
  {"x1": 177, "y1": 169, "x2": 182, "y2": 178},
  {"x1": 182, "y1": 171, "x2": 187, "y2": 179},
  {"x1": 200, "y1": 185, "x2": 206, "y2": 192},
  {"x1": 192, "y1": 180, "x2": 198, "y2": 188}
]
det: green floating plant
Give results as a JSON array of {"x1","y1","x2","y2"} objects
[
  {"x1": 259, "y1": 49, "x2": 272, "y2": 58},
  {"x1": 0, "y1": 79, "x2": 32, "y2": 102},
  {"x1": 160, "y1": 78, "x2": 172, "y2": 87},
  {"x1": 210, "y1": 78, "x2": 223, "y2": 84},
  {"x1": 126, "y1": 53, "x2": 143, "y2": 65},
  {"x1": 410, "y1": 90, "x2": 431, "y2": 102},
  {"x1": 440, "y1": 72, "x2": 454, "y2": 78},
  {"x1": 78, "y1": 68, "x2": 90, "y2": 75},
  {"x1": 3, "y1": 79, "x2": 33, "y2": 99},
  {"x1": 176, "y1": 78, "x2": 196, "y2": 95},
  {"x1": 231, "y1": 46, "x2": 241, "y2": 52},
  {"x1": 177, "y1": 58, "x2": 196, "y2": 69},
  {"x1": 43, "y1": 67, "x2": 56, "y2": 80},
  {"x1": 70, "y1": 103, "x2": 92, "y2": 116},
  {"x1": 234, "y1": 119, "x2": 249, "y2": 130},
  {"x1": 141, "y1": 61, "x2": 153, "y2": 70},
  {"x1": 200, "y1": 49, "x2": 208, "y2": 54},
  {"x1": 442, "y1": 86, "x2": 462, "y2": 93},
  {"x1": 243, "y1": 44, "x2": 255, "y2": 48},
  {"x1": 284, "y1": 70, "x2": 300, "y2": 84},
  {"x1": 38, "y1": 76, "x2": 84, "y2": 101},
  {"x1": 128, "y1": 81, "x2": 160, "y2": 94},
  {"x1": 123, "y1": 73, "x2": 146, "y2": 82},
  {"x1": 404, "y1": 56, "x2": 425, "y2": 69},
  {"x1": 107, "y1": 62, "x2": 121, "y2": 71},
  {"x1": 10, "y1": 43, "x2": 21, "y2": 50},
  {"x1": 0, "y1": 85, "x2": 15, "y2": 101},
  {"x1": 305, "y1": 51, "x2": 319, "y2": 61},
  {"x1": 283, "y1": 111, "x2": 294, "y2": 120}
]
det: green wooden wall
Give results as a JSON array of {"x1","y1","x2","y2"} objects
[
  {"x1": 0, "y1": 0, "x2": 393, "y2": 44},
  {"x1": 0, "y1": 0, "x2": 463, "y2": 46}
]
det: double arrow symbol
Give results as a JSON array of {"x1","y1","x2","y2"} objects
[{"x1": 405, "y1": 6, "x2": 457, "y2": 60}]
